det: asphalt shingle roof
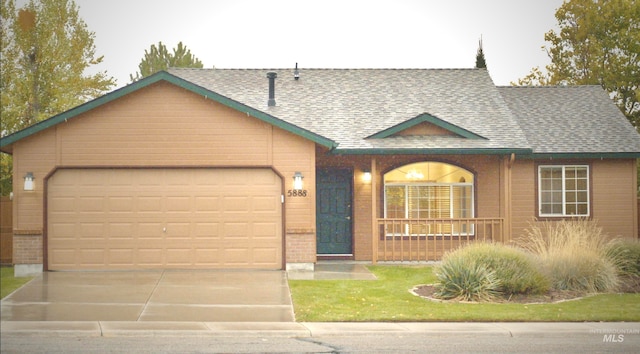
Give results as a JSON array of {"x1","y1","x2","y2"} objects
[
  {"x1": 497, "y1": 86, "x2": 640, "y2": 154},
  {"x1": 168, "y1": 68, "x2": 531, "y2": 153},
  {"x1": 4, "y1": 68, "x2": 638, "y2": 157}
]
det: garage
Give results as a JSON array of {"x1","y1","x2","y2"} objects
[{"x1": 46, "y1": 168, "x2": 283, "y2": 270}]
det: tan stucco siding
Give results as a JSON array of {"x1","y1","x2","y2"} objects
[
  {"x1": 592, "y1": 159, "x2": 637, "y2": 239},
  {"x1": 273, "y1": 127, "x2": 316, "y2": 233},
  {"x1": 57, "y1": 82, "x2": 273, "y2": 166},
  {"x1": 12, "y1": 129, "x2": 57, "y2": 231},
  {"x1": 510, "y1": 160, "x2": 536, "y2": 239},
  {"x1": 510, "y1": 159, "x2": 638, "y2": 240}
]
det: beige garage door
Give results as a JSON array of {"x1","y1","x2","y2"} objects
[{"x1": 47, "y1": 168, "x2": 282, "y2": 270}]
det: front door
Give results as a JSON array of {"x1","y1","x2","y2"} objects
[{"x1": 316, "y1": 168, "x2": 353, "y2": 255}]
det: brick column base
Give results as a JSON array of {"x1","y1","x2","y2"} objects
[
  {"x1": 285, "y1": 230, "x2": 316, "y2": 271},
  {"x1": 13, "y1": 231, "x2": 43, "y2": 277}
]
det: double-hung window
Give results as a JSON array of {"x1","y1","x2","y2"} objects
[{"x1": 538, "y1": 165, "x2": 589, "y2": 217}]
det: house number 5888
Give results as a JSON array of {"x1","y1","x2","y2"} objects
[{"x1": 287, "y1": 190, "x2": 307, "y2": 197}]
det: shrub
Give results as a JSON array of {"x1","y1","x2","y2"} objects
[
  {"x1": 607, "y1": 239, "x2": 640, "y2": 277},
  {"x1": 434, "y1": 242, "x2": 548, "y2": 301},
  {"x1": 517, "y1": 219, "x2": 620, "y2": 293},
  {"x1": 458, "y1": 243, "x2": 549, "y2": 295},
  {"x1": 434, "y1": 256, "x2": 501, "y2": 302}
]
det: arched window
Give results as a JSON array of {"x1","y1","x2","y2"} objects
[{"x1": 384, "y1": 162, "x2": 474, "y2": 236}]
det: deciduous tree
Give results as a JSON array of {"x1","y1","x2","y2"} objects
[
  {"x1": 1, "y1": 0, "x2": 115, "y2": 134},
  {"x1": 1, "y1": 0, "x2": 115, "y2": 195},
  {"x1": 516, "y1": 0, "x2": 639, "y2": 128},
  {"x1": 130, "y1": 41, "x2": 204, "y2": 82}
]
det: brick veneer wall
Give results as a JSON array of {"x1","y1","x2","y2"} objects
[
  {"x1": 12, "y1": 231, "x2": 43, "y2": 264},
  {"x1": 285, "y1": 229, "x2": 316, "y2": 263}
]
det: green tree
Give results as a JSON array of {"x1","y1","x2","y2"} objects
[
  {"x1": 1, "y1": 0, "x2": 115, "y2": 133},
  {"x1": 475, "y1": 37, "x2": 487, "y2": 69},
  {"x1": 515, "y1": 0, "x2": 640, "y2": 129},
  {"x1": 130, "y1": 41, "x2": 204, "y2": 82},
  {"x1": 1, "y1": 0, "x2": 115, "y2": 196}
]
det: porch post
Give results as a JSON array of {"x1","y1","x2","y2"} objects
[
  {"x1": 371, "y1": 158, "x2": 378, "y2": 264},
  {"x1": 500, "y1": 154, "x2": 514, "y2": 244}
]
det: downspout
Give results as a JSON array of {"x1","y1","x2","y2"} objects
[{"x1": 371, "y1": 158, "x2": 378, "y2": 264}]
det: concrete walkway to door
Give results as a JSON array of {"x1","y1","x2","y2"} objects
[{"x1": 1, "y1": 270, "x2": 294, "y2": 322}]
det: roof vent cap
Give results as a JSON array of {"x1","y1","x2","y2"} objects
[{"x1": 267, "y1": 72, "x2": 277, "y2": 107}]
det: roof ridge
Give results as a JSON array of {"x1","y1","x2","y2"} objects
[{"x1": 169, "y1": 67, "x2": 483, "y2": 71}]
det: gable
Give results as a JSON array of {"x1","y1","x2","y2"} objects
[
  {"x1": 49, "y1": 81, "x2": 286, "y2": 166},
  {"x1": 388, "y1": 122, "x2": 459, "y2": 137},
  {"x1": 0, "y1": 71, "x2": 336, "y2": 154},
  {"x1": 367, "y1": 113, "x2": 486, "y2": 140}
]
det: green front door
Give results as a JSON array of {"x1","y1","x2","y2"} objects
[{"x1": 316, "y1": 168, "x2": 353, "y2": 255}]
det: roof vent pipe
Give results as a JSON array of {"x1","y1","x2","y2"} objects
[{"x1": 267, "y1": 72, "x2": 277, "y2": 107}]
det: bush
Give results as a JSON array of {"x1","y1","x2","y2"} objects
[
  {"x1": 460, "y1": 243, "x2": 549, "y2": 295},
  {"x1": 434, "y1": 256, "x2": 501, "y2": 302},
  {"x1": 517, "y1": 219, "x2": 620, "y2": 293},
  {"x1": 607, "y1": 239, "x2": 640, "y2": 277},
  {"x1": 434, "y1": 242, "x2": 548, "y2": 301}
]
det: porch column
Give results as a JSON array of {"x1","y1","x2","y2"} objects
[
  {"x1": 371, "y1": 158, "x2": 378, "y2": 264},
  {"x1": 500, "y1": 154, "x2": 514, "y2": 244}
]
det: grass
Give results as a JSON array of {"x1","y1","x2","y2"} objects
[
  {"x1": 517, "y1": 219, "x2": 622, "y2": 293},
  {"x1": 434, "y1": 242, "x2": 548, "y2": 301},
  {"x1": 288, "y1": 265, "x2": 640, "y2": 322},
  {"x1": 0, "y1": 266, "x2": 33, "y2": 299}
]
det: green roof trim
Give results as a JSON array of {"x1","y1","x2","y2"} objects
[
  {"x1": 522, "y1": 152, "x2": 640, "y2": 159},
  {"x1": 331, "y1": 147, "x2": 532, "y2": 155},
  {"x1": 329, "y1": 149, "x2": 639, "y2": 158},
  {"x1": 366, "y1": 112, "x2": 487, "y2": 140},
  {"x1": 0, "y1": 71, "x2": 337, "y2": 151}
]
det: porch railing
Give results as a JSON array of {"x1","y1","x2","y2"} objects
[{"x1": 373, "y1": 218, "x2": 504, "y2": 263}]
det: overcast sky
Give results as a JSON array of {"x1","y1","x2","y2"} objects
[{"x1": 30, "y1": 0, "x2": 566, "y2": 87}]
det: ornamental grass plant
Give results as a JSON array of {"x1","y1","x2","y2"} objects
[
  {"x1": 607, "y1": 238, "x2": 640, "y2": 277},
  {"x1": 516, "y1": 219, "x2": 621, "y2": 293},
  {"x1": 434, "y1": 242, "x2": 548, "y2": 301}
]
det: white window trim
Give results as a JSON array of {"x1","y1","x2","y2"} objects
[
  {"x1": 383, "y1": 182, "x2": 475, "y2": 236},
  {"x1": 538, "y1": 165, "x2": 590, "y2": 217}
]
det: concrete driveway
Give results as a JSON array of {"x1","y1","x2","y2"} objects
[{"x1": 1, "y1": 270, "x2": 294, "y2": 322}]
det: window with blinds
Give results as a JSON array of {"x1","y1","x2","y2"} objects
[{"x1": 383, "y1": 161, "x2": 474, "y2": 237}]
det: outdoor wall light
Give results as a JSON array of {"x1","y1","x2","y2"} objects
[
  {"x1": 293, "y1": 172, "x2": 304, "y2": 190},
  {"x1": 23, "y1": 172, "x2": 34, "y2": 191},
  {"x1": 362, "y1": 170, "x2": 372, "y2": 182}
]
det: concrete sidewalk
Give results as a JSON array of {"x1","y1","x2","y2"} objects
[{"x1": 2, "y1": 321, "x2": 639, "y2": 338}]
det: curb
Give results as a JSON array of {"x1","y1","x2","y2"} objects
[{"x1": 2, "y1": 321, "x2": 639, "y2": 338}]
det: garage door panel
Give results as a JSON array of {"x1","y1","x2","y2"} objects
[
  {"x1": 48, "y1": 168, "x2": 282, "y2": 270},
  {"x1": 195, "y1": 197, "x2": 220, "y2": 211},
  {"x1": 109, "y1": 197, "x2": 134, "y2": 212}
]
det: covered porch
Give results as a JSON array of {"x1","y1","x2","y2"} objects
[{"x1": 315, "y1": 149, "x2": 514, "y2": 263}]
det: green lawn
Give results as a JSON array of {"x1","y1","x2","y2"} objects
[
  {"x1": 0, "y1": 267, "x2": 33, "y2": 299},
  {"x1": 288, "y1": 265, "x2": 640, "y2": 322}
]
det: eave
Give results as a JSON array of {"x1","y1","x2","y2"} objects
[
  {"x1": 330, "y1": 147, "x2": 532, "y2": 155},
  {"x1": 0, "y1": 71, "x2": 337, "y2": 154},
  {"x1": 523, "y1": 152, "x2": 640, "y2": 159}
]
